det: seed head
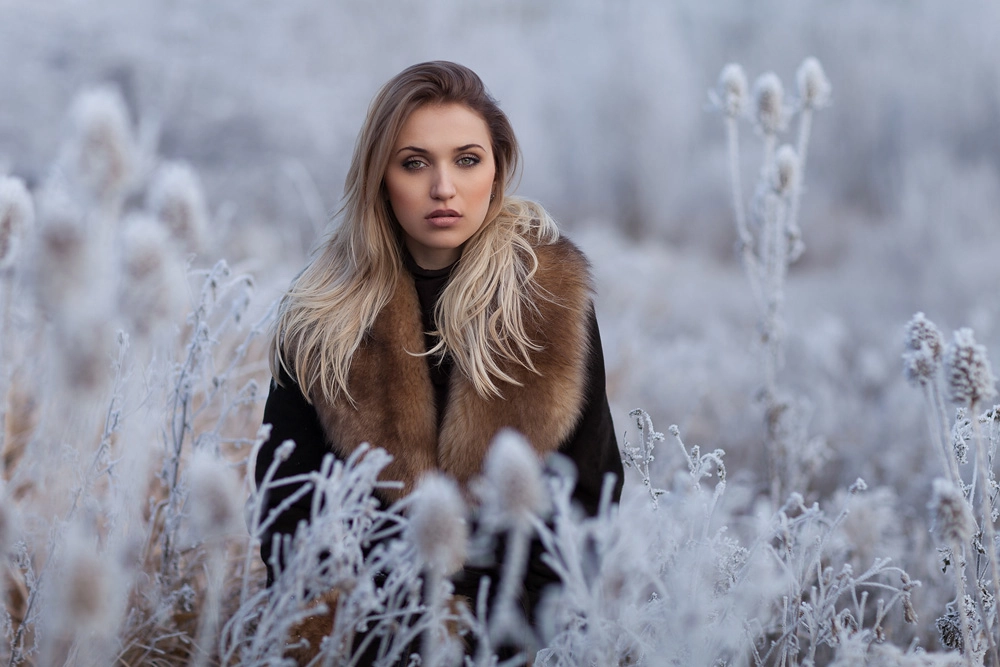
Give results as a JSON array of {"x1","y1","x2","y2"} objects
[
  {"x1": 796, "y1": 57, "x2": 831, "y2": 110},
  {"x1": 753, "y1": 72, "x2": 787, "y2": 134},
  {"x1": 772, "y1": 144, "x2": 799, "y2": 195},
  {"x1": 903, "y1": 313, "x2": 945, "y2": 386},
  {"x1": 929, "y1": 478, "x2": 975, "y2": 545},
  {"x1": 67, "y1": 86, "x2": 135, "y2": 199},
  {"x1": 407, "y1": 473, "x2": 468, "y2": 576},
  {"x1": 118, "y1": 214, "x2": 187, "y2": 337},
  {"x1": 478, "y1": 429, "x2": 549, "y2": 528},
  {"x1": 0, "y1": 176, "x2": 34, "y2": 270},
  {"x1": 148, "y1": 162, "x2": 209, "y2": 254},
  {"x1": 55, "y1": 529, "x2": 118, "y2": 635},
  {"x1": 187, "y1": 449, "x2": 243, "y2": 541},
  {"x1": 715, "y1": 63, "x2": 749, "y2": 118},
  {"x1": 944, "y1": 328, "x2": 997, "y2": 406}
]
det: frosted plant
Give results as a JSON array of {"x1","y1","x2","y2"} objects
[
  {"x1": 712, "y1": 58, "x2": 830, "y2": 506},
  {"x1": 148, "y1": 161, "x2": 210, "y2": 255},
  {"x1": 406, "y1": 474, "x2": 468, "y2": 667},
  {"x1": 945, "y1": 329, "x2": 998, "y2": 409},
  {"x1": 475, "y1": 429, "x2": 549, "y2": 651},
  {"x1": 64, "y1": 85, "x2": 136, "y2": 204},
  {"x1": 753, "y1": 72, "x2": 787, "y2": 136},
  {"x1": 904, "y1": 313, "x2": 963, "y2": 484},
  {"x1": 930, "y1": 478, "x2": 977, "y2": 666},
  {"x1": 0, "y1": 177, "x2": 33, "y2": 272},
  {"x1": 796, "y1": 57, "x2": 832, "y2": 111},
  {"x1": 620, "y1": 408, "x2": 667, "y2": 508},
  {"x1": 710, "y1": 62, "x2": 750, "y2": 118},
  {"x1": 118, "y1": 213, "x2": 188, "y2": 340}
]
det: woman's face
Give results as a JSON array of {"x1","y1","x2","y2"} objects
[{"x1": 384, "y1": 103, "x2": 496, "y2": 270}]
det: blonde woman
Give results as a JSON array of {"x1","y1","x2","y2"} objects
[{"x1": 255, "y1": 60, "x2": 623, "y2": 652}]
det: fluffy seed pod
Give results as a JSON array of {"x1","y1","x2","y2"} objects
[
  {"x1": 716, "y1": 63, "x2": 748, "y2": 118},
  {"x1": 118, "y1": 213, "x2": 187, "y2": 337},
  {"x1": 796, "y1": 57, "x2": 831, "y2": 110},
  {"x1": 0, "y1": 176, "x2": 34, "y2": 271},
  {"x1": 407, "y1": 474, "x2": 468, "y2": 576},
  {"x1": 772, "y1": 144, "x2": 799, "y2": 195},
  {"x1": 478, "y1": 429, "x2": 549, "y2": 528},
  {"x1": 753, "y1": 72, "x2": 787, "y2": 134},
  {"x1": 187, "y1": 448, "x2": 243, "y2": 541},
  {"x1": 148, "y1": 162, "x2": 209, "y2": 254},
  {"x1": 944, "y1": 328, "x2": 998, "y2": 406},
  {"x1": 53, "y1": 529, "x2": 119, "y2": 636},
  {"x1": 903, "y1": 313, "x2": 945, "y2": 386},
  {"x1": 66, "y1": 86, "x2": 135, "y2": 199},
  {"x1": 929, "y1": 478, "x2": 975, "y2": 545}
]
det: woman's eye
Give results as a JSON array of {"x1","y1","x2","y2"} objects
[
  {"x1": 457, "y1": 155, "x2": 480, "y2": 167},
  {"x1": 402, "y1": 158, "x2": 426, "y2": 170}
]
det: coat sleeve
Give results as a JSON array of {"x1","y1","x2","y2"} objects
[
  {"x1": 523, "y1": 304, "x2": 623, "y2": 611},
  {"x1": 254, "y1": 369, "x2": 329, "y2": 586}
]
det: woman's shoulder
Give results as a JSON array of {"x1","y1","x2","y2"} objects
[{"x1": 530, "y1": 234, "x2": 594, "y2": 306}]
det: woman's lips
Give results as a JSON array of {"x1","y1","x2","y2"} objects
[{"x1": 426, "y1": 209, "x2": 461, "y2": 227}]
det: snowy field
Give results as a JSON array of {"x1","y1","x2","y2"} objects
[{"x1": 2, "y1": 0, "x2": 1000, "y2": 664}]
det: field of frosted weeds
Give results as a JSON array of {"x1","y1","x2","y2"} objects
[{"x1": 1, "y1": 60, "x2": 998, "y2": 665}]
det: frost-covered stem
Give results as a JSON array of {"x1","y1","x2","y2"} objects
[
  {"x1": 240, "y1": 430, "x2": 283, "y2": 607},
  {"x1": 951, "y1": 545, "x2": 977, "y2": 667},
  {"x1": 725, "y1": 117, "x2": 764, "y2": 311},
  {"x1": 761, "y1": 132, "x2": 777, "y2": 183},
  {"x1": 934, "y1": 382, "x2": 959, "y2": 479},
  {"x1": 924, "y1": 384, "x2": 963, "y2": 485},
  {"x1": 787, "y1": 109, "x2": 812, "y2": 233},
  {"x1": 972, "y1": 407, "x2": 1000, "y2": 654},
  {"x1": 492, "y1": 522, "x2": 531, "y2": 644},
  {"x1": 421, "y1": 570, "x2": 443, "y2": 667},
  {"x1": 191, "y1": 546, "x2": 225, "y2": 667}
]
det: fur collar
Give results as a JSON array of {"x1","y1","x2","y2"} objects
[{"x1": 311, "y1": 237, "x2": 593, "y2": 503}]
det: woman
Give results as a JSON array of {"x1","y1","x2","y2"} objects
[{"x1": 255, "y1": 60, "x2": 623, "y2": 657}]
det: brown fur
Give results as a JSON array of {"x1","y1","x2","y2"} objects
[{"x1": 312, "y1": 237, "x2": 592, "y2": 502}]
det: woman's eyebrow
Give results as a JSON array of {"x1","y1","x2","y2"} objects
[{"x1": 395, "y1": 143, "x2": 486, "y2": 155}]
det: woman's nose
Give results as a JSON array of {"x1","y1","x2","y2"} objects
[{"x1": 430, "y1": 167, "x2": 456, "y2": 200}]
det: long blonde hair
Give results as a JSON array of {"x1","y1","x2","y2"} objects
[{"x1": 271, "y1": 61, "x2": 559, "y2": 403}]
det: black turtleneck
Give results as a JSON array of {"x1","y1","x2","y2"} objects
[{"x1": 401, "y1": 249, "x2": 456, "y2": 426}]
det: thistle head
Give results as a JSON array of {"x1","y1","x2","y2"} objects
[
  {"x1": 148, "y1": 162, "x2": 209, "y2": 254},
  {"x1": 929, "y1": 478, "x2": 974, "y2": 545},
  {"x1": 118, "y1": 214, "x2": 187, "y2": 337},
  {"x1": 66, "y1": 86, "x2": 135, "y2": 199},
  {"x1": 796, "y1": 57, "x2": 831, "y2": 110},
  {"x1": 944, "y1": 328, "x2": 997, "y2": 407},
  {"x1": 0, "y1": 176, "x2": 34, "y2": 271},
  {"x1": 407, "y1": 473, "x2": 468, "y2": 576},
  {"x1": 715, "y1": 63, "x2": 749, "y2": 118},
  {"x1": 187, "y1": 448, "x2": 243, "y2": 541},
  {"x1": 772, "y1": 144, "x2": 799, "y2": 195},
  {"x1": 477, "y1": 429, "x2": 549, "y2": 529},
  {"x1": 753, "y1": 72, "x2": 787, "y2": 134},
  {"x1": 903, "y1": 313, "x2": 944, "y2": 387}
]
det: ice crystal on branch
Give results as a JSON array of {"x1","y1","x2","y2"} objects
[{"x1": 944, "y1": 328, "x2": 997, "y2": 407}]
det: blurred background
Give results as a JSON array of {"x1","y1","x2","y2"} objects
[{"x1": 2, "y1": 0, "x2": 999, "y2": 500}]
